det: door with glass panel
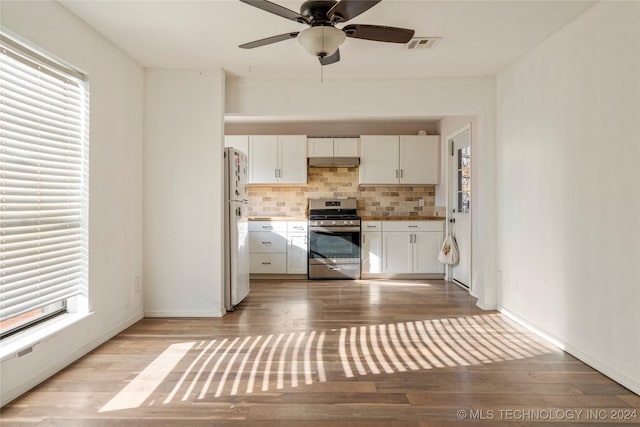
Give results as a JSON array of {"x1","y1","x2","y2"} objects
[{"x1": 448, "y1": 127, "x2": 471, "y2": 289}]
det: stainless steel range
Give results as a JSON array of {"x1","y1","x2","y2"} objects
[{"x1": 308, "y1": 198, "x2": 361, "y2": 279}]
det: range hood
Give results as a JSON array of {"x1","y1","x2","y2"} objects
[
  {"x1": 308, "y1": 156, "x2": 360, "y2": 167},
  {"x1": 307, "y1": 136, "x2": 361, "y2": 167}
]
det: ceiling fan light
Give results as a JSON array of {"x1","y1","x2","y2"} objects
[{"x1": 297, "y1": 26, "x2": 346, "y2": 57}]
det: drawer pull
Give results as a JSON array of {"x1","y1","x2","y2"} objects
[
  {"x1": 262, "y1": 226, "x2": 273, "y2": 229},
  {"x1": 408, "y1": 225, "x2": 418, "y2": 228},
  {"x1": 261, "y1": 262, "x2": 272, "y2": 265},
  {"x1": 261, "y1": 241, "x2": 272, "y2": 244},
  {"x1": 294, "y1": 226, "x2": 304, "y2": 230}
]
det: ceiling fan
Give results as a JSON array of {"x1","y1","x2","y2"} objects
[{"x1": 238, "y1": 0, "x2": 415, "y2": 65}]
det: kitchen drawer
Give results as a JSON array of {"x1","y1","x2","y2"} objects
[
  {"x1": 382, "y1": 221, "x2": 443, "y2": 232},
  {"x1": 249, "y1": 231, "x2": 287, "y2": 253},
  {"x1": 248, "y1": 221, "x2": 287, "y2": 232},
  {"x1": 287, "y1": 221, "x2": 308, "y2": 233},
  {"x1": 250, "y1": 253, "x2": 286, "y2": 274},
  {"x1": 362, "y1": 221, "x2": 382, "y2": 231}
]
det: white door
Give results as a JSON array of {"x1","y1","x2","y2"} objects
[
  {"x1": 412, "y1": 231, "x2": 444, "y2": 274},
  {"x1": 249, "y1": 135, "x2": 278, "y2": 183},
  {"x1": 359, "y1": 135, "x2": 399, "y2": 184},
  {"x1": 287, "y1": 233, "x2": 308, "y2": 274},
  {"x1": 448, "y1": 126, "x2": 472, "y2": 289},
  {"x1": 307, "y1": 137, "x2": 334, "y2": 157},
  {"x1": 278, "y1": 135, "x2": 307, "y2": 184},
  {"x1": 361, "y1": 230, "x2": 382, "y2": 274},
  {"x1": 399, "y1": 135, "x2": 439, "y2": 184},
  {"x1": 382, "y1": 232, "x2": 412, "y2": 273},
  {"x1": 333, "y1": 137, "x2": 359, "y2": 157}
]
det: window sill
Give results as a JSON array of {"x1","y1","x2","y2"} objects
[{"x1": 0, "y1": 312, "x2": 94, "y2": 363}]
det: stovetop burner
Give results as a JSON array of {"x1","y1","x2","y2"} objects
[
  {"x1": 308, "y1": 198, "x2": 360, "y2": 221},
  {"x1": 309, "y1": 214, "x2": 361, "y2": 220}
]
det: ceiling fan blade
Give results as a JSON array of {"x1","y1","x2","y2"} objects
[
  {"x1": 319, "y1": 49, "x2": 341, "y2": 66},
  {"x1": 328, "y1": 0, "x2": 381, "y2": 23},
  {"x1": 343, "y1": 24, "x2": 414, "y2": 43},
  {"x1": 239, "y1": 0, "x2": 309, "y2": 24},
  {"x1": 239, "y1": 32, "x2": 300, "y2": 49}
]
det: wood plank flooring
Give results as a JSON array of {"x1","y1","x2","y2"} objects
[{"x1": 2, "y1": 279, "x2": 639, "y2": 426}]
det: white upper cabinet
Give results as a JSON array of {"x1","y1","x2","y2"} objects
[
  {"x1": 249, "y1": 135, "x2": 279, "y2": 184},
  {"x1": 399, "y1": 135, "x2": 439, "y2": 184},
  {"x1": 224, "y1": 135, "x2": 249, "y2": 156},
  {"x1": 278, "y1": 135, "x2": 307, "y2": 184},
  {"x1": 307, "y1": 137, "x2": 360, "y2": 158},
  {"x1": 334, "y1": 137, "x2": 359, "y2": 157},
  {"x1": 359, "y1": 135, "x2": 439, "y2": 185},
  {"x1": 307, "y1": 138, "x2": 334, "y2": 157},
  {"x1": 248, "y1": 135, "x2": 307, "y2": 184},
  {"x1": 359, "y1": 135, "x2": 399, "y2": 184}
]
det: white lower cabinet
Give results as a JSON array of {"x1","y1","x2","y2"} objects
[
  {"x1": 249, "y1": 220, "x2": 307, "y2": 275},
  {"x1": 286, "y1": 221, "x2": 308, "y2": 274},
  {"x1": 374, "y1": 221, "x2": 444, "y2": 275},
  {"x1": 249, "y1": 221, "x2": 287, "y2": 274},
  {"x1": 381, "y1": 231, "x2": 414, "y2": 273},
  {"x1": 361, "y1": 222, "x2": 383, "y2": 274}
]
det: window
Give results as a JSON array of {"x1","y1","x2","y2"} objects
[
  {"x1": 457, "y1": 146, "x2": 470, "y2": 214},
  {"x1": 0, "y1": 33, "x2": 89, "y2": 339}
]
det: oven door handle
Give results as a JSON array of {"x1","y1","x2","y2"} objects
[{"x1": 309, "y1": 226, "x2": 361, "y2": 233}]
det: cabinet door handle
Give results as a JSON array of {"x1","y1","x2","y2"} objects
[
  {"x1": 275, "y1": 168, "x2": 278, "y2": 178},
  {"x1": 278, "y1": 169, "x2": 282, "y2": 178},
  {"x1": 396, "y1": 169, "x2": 399, "y2": 178},
  {"x1": 362, "y1": 234, "x2": 366, "y2": 244}
]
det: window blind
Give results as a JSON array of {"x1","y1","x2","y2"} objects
[{"x1": 0, "y1": 33, "x2": 88, "y2": 329}]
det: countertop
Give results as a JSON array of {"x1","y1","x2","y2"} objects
[
  {"x1": 249, "y1": 216, "x2": 445, "y2": 221},
  {"x1": 248, "y1": 216, "x2": 307, "y2": 222},
  {"x1": 361, "y1": 216, "x2": 445, "y2": 221}
]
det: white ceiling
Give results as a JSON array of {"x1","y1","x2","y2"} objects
[{"x1": 59, "y1": 0, "x2": 595, "y2": 80}]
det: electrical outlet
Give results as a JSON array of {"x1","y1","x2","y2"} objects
[{"x1": 135, "y1": 276, "x2": 141, "y2": 293}]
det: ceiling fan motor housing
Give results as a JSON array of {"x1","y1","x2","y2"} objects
[{"x1": 300, "y1": 0, "x2": 339, "y2": 25}]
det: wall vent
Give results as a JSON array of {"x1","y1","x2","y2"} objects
[{"x1": 405, "y1": 37, "x2": 441, "y2": 50}]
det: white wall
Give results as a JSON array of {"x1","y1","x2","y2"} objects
[
  {"x1": 0, "y1": 0, "x2": 144, "y2": 405},
  {"x1": 144, "y1": 69, "x2": 226, "y2": 317},
  {"x1": 227, "y1": 76, "x2": 497, "y2": 310},
  {"x1": 497, "y1": 1, "x2": 640, "y2": 394}
]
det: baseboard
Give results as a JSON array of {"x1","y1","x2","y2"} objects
[
  {"x1": 475, "y1": 300, "x2": 497, "y2": 311},
  {"x1": 250, "y1": 274, "x2": 307, "y2": 280},
  {"x1": 144, "y1": 309, "x2": 224, "y2": 317},
  {"x1": 1, "y1": 311, "x2": 143, "y2": 407},
  {"x1": 360, "y1": 273, "x2": 445, "y2": 280},
  {"x1": 498, "y1": 306, "x2": 640, "y2": 396}
]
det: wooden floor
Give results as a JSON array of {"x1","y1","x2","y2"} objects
[{"x1": 2, "y1": 279, "x2": 639, "y2": 426}]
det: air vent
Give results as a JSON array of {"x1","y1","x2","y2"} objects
[{"x1": 405, "y1": 37, "x2": 441, "y2": 50}]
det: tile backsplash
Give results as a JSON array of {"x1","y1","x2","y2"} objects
[{"x1": 247, "y1": 167, "x2": 441, "y2": 217}]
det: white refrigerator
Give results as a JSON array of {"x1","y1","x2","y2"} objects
[{"x1": 224, "y1": 148, "x2": 250, "y2": 311}]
